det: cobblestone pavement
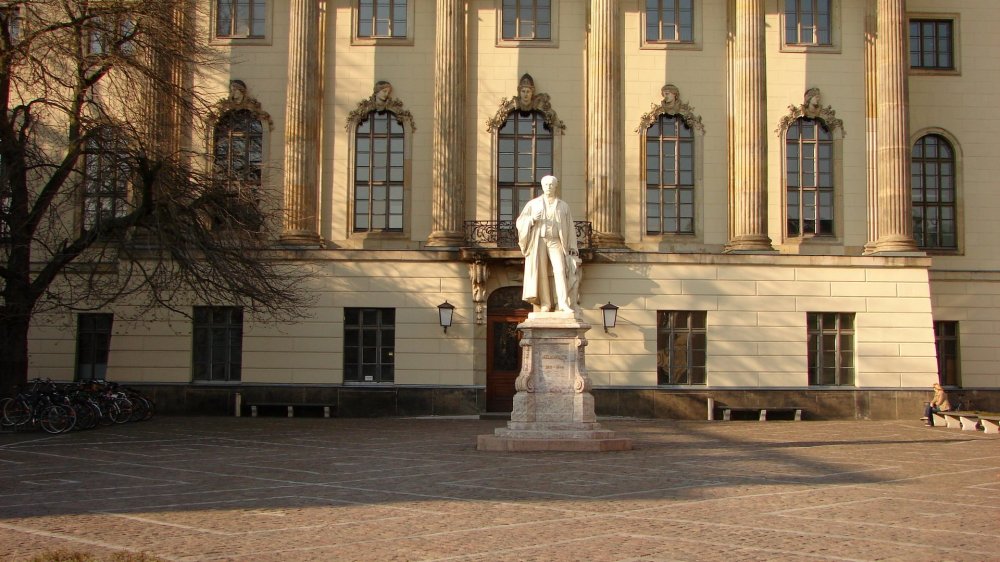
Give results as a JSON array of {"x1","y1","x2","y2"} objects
[{"x1": 0, "y1": 416, "x2": 998, "y2": 562}]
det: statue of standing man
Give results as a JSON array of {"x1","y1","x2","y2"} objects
[{"x1": 516, "y1": 175, "x2": 581, "y2": 313}]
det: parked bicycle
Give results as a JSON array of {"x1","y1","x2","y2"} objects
[
  {"x1": 1, "y1": 379, "x2": 77, "y2": 434},
  {"x1": 1, "y1": 378, "x2": 155, "y2": 433}
]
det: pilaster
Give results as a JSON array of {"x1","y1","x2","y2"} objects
[{"x1": 864, "y1": 0, "x2": 880, "y2": 254}]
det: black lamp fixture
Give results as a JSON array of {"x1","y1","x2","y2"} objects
[
  {"x1": 437, "y1": 301, "x2": 455, "y2": 333},
  {"x1": 600, "y1": 301, "x2": 619, "y2": 333}
]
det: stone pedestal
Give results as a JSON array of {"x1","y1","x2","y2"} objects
[{"x1": 477, "y1": 312, "x2": 632, "y2": 452}]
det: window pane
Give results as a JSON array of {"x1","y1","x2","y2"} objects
[
  {"x1": 251, "y1": 0, "x2": 266, "y2": 36},
  {"x1": 235, "y1": 0, "x2": 250, "y2": 35}
]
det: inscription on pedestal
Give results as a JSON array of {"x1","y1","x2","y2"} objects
[
  {"x1": 541, "y1": 352, "x2": 567, "y2": 370},
  {"x1": 537, "y1": 348, "x2": 573, "y2": 392}
]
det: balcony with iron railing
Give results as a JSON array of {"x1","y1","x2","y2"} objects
[{"x1": 462, "y1": 220, "x2": 594, "y2": 250}]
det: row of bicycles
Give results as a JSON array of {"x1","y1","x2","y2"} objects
[{"x1": 1, "y1": 378, "x2": 155, "y2": 434}]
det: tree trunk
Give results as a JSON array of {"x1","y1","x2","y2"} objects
[{"x1": 0, "y1": 312, "x2": 30, "y2": 397}]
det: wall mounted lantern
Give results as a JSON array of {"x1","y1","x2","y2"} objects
[
  {"x1": 600, "y1": 302, "x2": 619, "y2": 333},
  {"x1": 437, "y1": 301, "x2": 455, "y2": 333}
]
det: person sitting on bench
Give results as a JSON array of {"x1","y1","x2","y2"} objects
[{"x1": 923, "y1": 383, "x2": 952, "y2": 426}]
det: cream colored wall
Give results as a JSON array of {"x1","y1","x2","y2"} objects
[
  {"x1": 622, "y1": 1, "x2": 729, "y2": 249},
  {"x1": 908, "y1": 1, "x2": 1000, "y2": 272},
  {"x1": 23, "y1": 1, "x2": 999, "y2": 391},
  {"x1": 467, "y1": 0, "x2": 589, "y2": 220},
  {"x1": 579, "y1": 256, "x2": 937, "y2": 389},
  {"x1": 212, "y1": 0, "x2": 999, "y2": 262},
  {"x1": 28, "y1": 257, "x2": 477, "y2": 386},
  {"x1": 623, "y1": 1, "x2": 868, "y2": 252},
  {"x1": 196, "y1": 0, "x2": 1000, "y2": 261},
  {"x1": 764, "y1": 1, "x2": 869, "y2": 252},
  {"x1": 910, "y1": 1, "x2": 1000, "y2": 389},
  {"x1": 322, "y1": 1, "x2": 435, "y2": 246},
  {"x1": 28, "y1": 253, "x2": 939, "y2": 389},
  {"x1": 929, "y1": 273, "x2": 1000, "y2": 388}
]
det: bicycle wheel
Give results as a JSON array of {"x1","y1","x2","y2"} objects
[
  {"x1": 110, "y1": 397, "x2": 133, "y2": 424},
  {"x1": 2, "y1": 398, "x2": 32, "y2": 428},
  {"x1": 140, "y1": 395, "x2": 155, "y2": 421},
  {"x1": 39, "y1": 404, "x2": 76, "y2": 434},
  {"x1": 98, "y1": 400, "x2": 118, "y2": 425},
  {"x1": 71, "y1": 398, "x2": 99, "y2": 430},
  {"x1": 128, "y1": 395, "x2": 148, "y2": 422}
]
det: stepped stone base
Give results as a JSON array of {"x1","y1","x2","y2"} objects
[{"x1": 477, "y1": 434, "x2": 633, "y2": 452}]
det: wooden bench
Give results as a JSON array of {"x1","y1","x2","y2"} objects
[
  {"x1": 707, "y1": 399, "x2": 804, "y2": 421},
  {"x1": 933, "y1": 410, "x2": 980, "y2": 431},
  {"x1": 978, "y1": 414, "x2": 1000, "y2": 434}
]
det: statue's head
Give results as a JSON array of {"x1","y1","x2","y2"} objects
[
  {"x1": 541, "y1": 175, "x2": 558, "y2": 195},
  {"x1": 229, "y1": 79, "x2": 247, "y2": 102},
  {"x1": 517, "y1": 74, "x2": 535, "y2": 110},
  {"x1": 661, "y1": 84, "x2": 680, "y2": 105},
  {"x1": 374, "y1": 81, "x2": 392, "y2": 102},
  {"x1": 805, "y1": 87, "x2": 821, "y2": 109}
]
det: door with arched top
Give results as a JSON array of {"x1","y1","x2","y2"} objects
[{"x1": 486, "y1": 286, "x2": 530, "y2": 413}]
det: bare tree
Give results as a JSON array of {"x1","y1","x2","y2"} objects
[{"x1": 0, "y1": 0, "x2": 308, "y2": 393}]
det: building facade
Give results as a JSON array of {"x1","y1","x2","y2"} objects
[{"x1": 28, "y1": 0, "x2": 1000, "y2": 418}]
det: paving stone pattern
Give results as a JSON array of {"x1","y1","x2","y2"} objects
[{"x1": 0, "y1": 417, "x2": 998, "y2": 561}]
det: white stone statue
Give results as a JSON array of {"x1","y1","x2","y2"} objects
[{"x1": 516, "y1": 175, "x2": 580, "y2": 313}]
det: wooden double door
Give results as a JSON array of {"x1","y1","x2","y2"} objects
[{"x1": 485, "y1": 287, "x2": 530, "y2": 413}]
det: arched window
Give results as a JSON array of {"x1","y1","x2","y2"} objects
[
  {"x1": 354, "y1": 110, "x2": 405, "y2": 232},
  {"x1": 645, "y1": 114, "x2": 694, "y2": 235},
  {"x1": 912, "y1": 134, "x2": 956, "y2": 249},
  {"x1": 785, "y1": 117, "x2": 833, "y2": 237},
  {"x1": 83, "y1": 127, "x2": 131, "y2": 232},
  {"x1": 213, "y1": 108, "x2": 263, "y2": 194},
  {"x1": 496, "y1": 110, "x2": 553, "y2": 223}
]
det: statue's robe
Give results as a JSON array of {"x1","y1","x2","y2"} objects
[{"x1": 516, "y1": 196, "x2": 578, "y2": 309}]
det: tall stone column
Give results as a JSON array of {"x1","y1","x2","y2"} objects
[
  {"x1": 873, "y1": 0, "x2": 918, "y2": 253},
  {"x1": 426, "y1": 0, "x2": 467, "y2": 248},
  {"x1": 725, "y1": 0, "x2": 773, "y2": 253},
  {"x1": 281, "y1": 0, "x2": 322, "y2": 246},
  {"x1": 586, "y1": 0, "x2": 625, "y2": 248}
]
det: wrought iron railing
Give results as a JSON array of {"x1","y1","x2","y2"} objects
[{"x1": 463, "y1": 220, "x2": 594, "y2": 249}]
